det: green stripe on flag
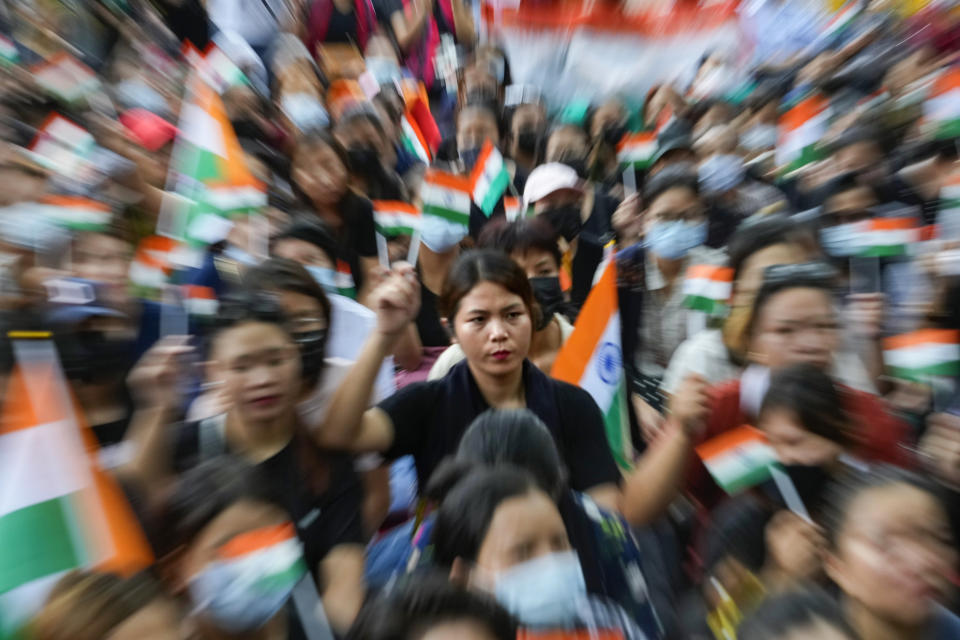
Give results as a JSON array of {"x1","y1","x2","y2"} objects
[
  {"x1": 719, "y1": 464, "x2": 774, "y2": 495},
  {"x1": 423, "y1": 203, "x2": 469, "y2": 227},
  {"x1": 478, "y1": 170, "x2": 510, "y2": 216},
  {"x1": 603, "y1": 382, "x2": 633, "y2": 471},
  {"x1": 858, "y1": 244, "x2": 908, "y2": 258},
  {"x1": 375, "y1": 223, "x2": 417, "y2": 237},
  {"x1": 934, "y1": 119, "x2": 960, "y2": 141},
  {"x1": 887, "y1": 362, "x2": 960, "y2": 381},
  {"x1": 684, "y1": 295, "x2": 728, "y2": 316},
  {"x1": 782, "y1": 144, "x2": 824, "y2": 175},
  {"x1": 0, "y1": 497, "x2": 84, "y2": 594}
]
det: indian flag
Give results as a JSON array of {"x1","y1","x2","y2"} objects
[
  {"x1": 820, "y1": 0, "x2": 863, "y2": 42},
  {"x1": 32, "y1": 53, "x2": 100, "y2": 105},
  {"x1": 683, "y1": 265, "x2": 733, "y2": 316},
  {"x1": 777, "y1": 93, "x2": 830, "y2": 175},
  {"x1": 183, "y1": 284, "x2": 218, "y2": 317},
  {"x1": 617, "y1": 132, "x2": 657, "y2": 170},
  {"x1": 400, "y1": 112, "x2": 431, "y2": 164},
  {"x1": 373, "y1": 200, "x2": 421, "y2": 237},
  {"x1": 470, "y1": 141, "x2": 511, "y2": 216},
  {"x1": 0, "y1": 34, "x2": 18, "y2": 65},
  {"x1": 552, "y1": 259, "x2": 632, "y2": 471},
  {"x1": 129, "y1": 235, "x2": 179, "y2": 297},
  {"x1": 884, "y1": 329, "x2": 960, "y2": 381},
  {"x1": 856, "y1": 217, "x2": 919, "y2": 257},
  {"x1": 695, "y1": 425, "x2": 778, "y2": 495},
  {"x1": 165, "y1": 76, "x2": 266, "y2": 246},
  {"x1": 421, "y1": 169, "x2": 472, "y2": 228},
  {"x1": 203, "y1": 45, "x2": 248, "y2": 94},
  {"x1": 504, "y1": 196, "x2": 522, "y2": 221},
  {"x1": 335, "y1": 259, "x2": 356, "y2": 299},
  {"x1": 924, "y1": 67, "x2": 960, "y2": 141},
  {"x1": 37, "y1": 196, "x2": 111, "y2": 231},
  {"x1": 195, "y1": 523, "x2": 305, "y2": 611},
  {"x1": 0, "y1": 337, "x2": 153, "y2": 638},
  {"x1": 938, "y1": 173, "x2": 960, "y2": 239}
]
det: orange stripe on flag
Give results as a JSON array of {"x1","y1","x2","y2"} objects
[
  {"x1": 779, "y1": 94, "x2": 829, "y2": 134},
  {"x1": 930, "y1": 67, "x2": 960, "y2": 99},
  {"x1": 40, "y1": 196, "x2": 110, "y2": 211},
  {"x1": 685, "y1": 264, "x2": 734, "y2": 281},
  {"x1": 183, "y1": 284, "x2": 216, "y2": 300},
  {"x1": 883, "y1": 329, "x2": 960, "y2": 351},
  {"x1": 470, "y1": 141, "x2": 496, "y2": 188},
  {"x1": 551, "y1": 261, "x2": 617, "y2": 384},
  {"x1": 695, "y1": 425, "x2": 768, "y2": 461},
  {"x1": 867, "y1": 217, "x2": 917, "y2": 231},
  {"x1": 219, "y1": 523, "x2": 297, "y2": 559},
  {"x1": 0, "y1": 365, "x2": 71, "y2": 433},
  {"x1": 373, "y1": 200, "x2": 420, "y2": 215},
  {"x1": 424, "y1": 168, "x2": 471, "y2": 192},
  {"x1": 616, "y1": 132, "x2": 656, "y2": 152}
]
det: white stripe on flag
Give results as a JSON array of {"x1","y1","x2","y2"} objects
[
  {"x1": 885, "y1": 343, "x2": 960, "y2": 369},
  {"x1": 682, "y1": 278, "x2": 731, "y2": 301},
  {"x1": 421, "y1": 182, "x2": 472, "y2": 217},
  {"x1": 179, "y1": 103, "x2": 226, "y2": 157},
  {"x1": 473, "y1": 151, "x2": 505, "y2": 202},
  {"x1": 925, "y1": 88, "x2": 960, "y2": 122},
  {"x1": 577, "y1": 314, "x2": 622, "y2": 413}
]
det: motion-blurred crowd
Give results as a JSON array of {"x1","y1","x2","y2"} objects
[{"x1": 1, "y1": 0, "x2": 960, "y2": 639}]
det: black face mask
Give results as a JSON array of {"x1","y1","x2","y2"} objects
[
  {"x1": 293, "y1": 329, "x2": 327, "y2": 383},
  {"x1": 601, "y1": 122, "x2": 627, "y2": 147},
  {"x1": 555, "y1": 153, "x2": 588, "y2": 179},
  {"x1": 782, "y1": 464, "x2": 833, "y2": 515},
  {"x1": 59, "y1": 330, "x2": 135, "y2": 385},
  {"x1": 517, "y1": 129, "x2": 541, "y2": 155},
  {"x1": 529, "y1": 276, "x2": 565, "y2": 331},
  {"x1": 346, "y1": 146, "x2": 381, "y2": 176},
  {"x1": 232, "y1": 119, "x2": 262, "y2": 141},
  {"x1": 542, "y1": 204, "x2": 583, "y2": 242}
]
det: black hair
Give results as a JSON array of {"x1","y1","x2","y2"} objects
[
  {"x1": 830, "y1": 125, "x2": 885, "y2": 156},
  {"x1": 346, "y1": 572, "x2": 517, "y2": 640},
  {"x1": 476, "y1": 217, "x2": 562, "y2": 269},
  {"x1": 760, "y1": 363, "x2": 853, "y2": 448},
  {"x1": 747, "y1": 262, "x2": 836, "y2": 338},
  {"x1": 739, "y1": 588, "x2": 858, "y2": 640},
  {"x1": 823, "y1": 464, "x2": 951, "y2": 549},
  {"x1": 213, "y1": 289, "x2": 289, "y2": 335},
  {"x1": 457, "y1": 100, "x2": 502, "y2": 134},
  {"x1": 336, "y1": 103, "x2": 386, "y2": 137},
  {"x1": 702, "y1": 493, "x2": 772, "y2": 576},
  {"x1": 439, "y1": 249, "x2": 538, "y2": 327},
  {"x1": 643, "y1": 162, "x2": 700, "y2": 204},
  {"x1": 727, "y1": 214, "x2": 815, "y2": 282},
  {"x1": 292, "y1": 129, "x2": 350, "y2": 173},
  {"x1": 456, "y1": 409, "x2": 568, "y2": 500},
  {"x1": 822, "y1": 171, "x2": 880, "y2": 205},
  {"x1": 272, "y1": 218, "x2": 339, "y2": 266},
  {"x1": 160, "y1": 456, "x2": 282, "y2": 554},
  {"x1": 243, "y1": 257, "x2": 332, "y2": 332},
  {"x1": 431, "y1": 467, "x2": 541, "y2": 568}
]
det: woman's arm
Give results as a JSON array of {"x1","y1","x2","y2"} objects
[
  {"x1": 390, "y1": 0, "x2": 433, "y2": 52},
  {"x1": 450, "y1": 0, "x2": 475, "y2": 46},
  {"x1": 392, "y1": 322, "x2": 423, "y2": 372},
  {"x1": 320, "y1": 543, "x2": 366, "y2": 633}
]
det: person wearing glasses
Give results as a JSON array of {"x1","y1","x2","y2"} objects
[{"x1": 673, "y1": 262, "x2": 913, "y2": 509}]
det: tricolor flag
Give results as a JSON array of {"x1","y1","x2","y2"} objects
[
  {"x1": 924, "y1": 67, "x2": 960, "y2": 141},
  {"x1": 470, "y1": 141, "x2": 511, "y2": 216},
  {"x1": 777, "y1": 93, "x2": 830, "y2": 175},
  {"x1": 373, "y1": 200, "x2": 421, "y2": 237},
  {"x1": 617, "y1": 132, "x2": 657, "y2": 170},
  {"x1": 400, "y1": 112, "x2": 431, "y2": 164},
  {"x1": 32, "y1": 53, "x2": 100, "y2": 105},
  {"x1": 37, "y1": 196, "x2": 111, "y2": 231},
  {"x1": 335, "y1": 259, "x2": 357, "y2": 299},
  {"x1": 129, "y1": 235, "x2": 179, "y2": 297},
  {"x1": 696, "y1": 425, "x2": 778, "y2": 495},
  {"x1": 552, "y1": 258, "x2": 632, "y2": 470},
  {"x1": 203, "y1": 45, "x2": 249, "y2": 94},
  {"x1": 29, "y1": 114, "x2": 96, "y2": 180},
  {"x1": 0, "y1": 34, "x2": 18, "y2": 65},
  {"x1": 165, "y1": 76, "x2": 266, "y2": 246},
  {"x1": 183, "y1": 284, "x2": 218, "y2": 317},
  {"x1": 0, "y1": 337, "x2": 153, "y2": 638},
  {"x1": 504, "y1": 196, "x2": 522, "y2": 221},
  {"x1": 938, "y1": 173, "x2": 960, "y2": 240},
  {"x1": 883, "y1": 329, "x2": 960, "y2": 381},
  {"x1": 421, "y1": 169, "x2": 472, "y2": 228},
  {"x1": 683, "y1": 265, "x2": 734, "y2": 316},
  {"x1": 856, "y1": 217, "x2": 919, "y2": 257},
  {"x1": 820, "y1": 0, "x2": 864, "y2": 42}
]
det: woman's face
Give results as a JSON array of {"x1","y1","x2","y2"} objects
[
  {"x1": 277, "y1": 290, "x2": 328, "y2": 335},
  {"x1": 732, "y1": 243, "x2": 810, "y2": 308},
  {"x1": 510, "y1": 249, "x2": 559, "y2": 279},
  {"x1": 646, "y1": 187, "x2": 705, "y2": 228},
  {"x1": 211, "y1": 321, "x2": 301, "y2": 425},
  {"x1": 749, "y1": 287, "x2": 839, "y2": 371},
  {"x1": 451, "y1": 281, "x2": 533, "y2": 379},
  {"x1": 474, "y1": 489, "x2": 571, "y2": 576},
  {"x1": 272, "y1": 238, "x2": 335, "y2": 269},
  {"x1": 827, "y1": 483, "x2": 957, "y2": 627},
  {"x1": 292, "y1": 142, "x2": 348, "y2": 208},
  {"x1": 759, "y1": 408, "x2": 844, "y2": 467},
  {"x1": 457, "y1": 108, "x2": 500, "y2": 152},
  {"x1": 546, "y1": 127, "x2": 589, "y2": 165}
]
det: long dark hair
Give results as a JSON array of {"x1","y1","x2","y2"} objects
[{"x1": 438, "y1": 249, "x2": 538, "y2": 328}]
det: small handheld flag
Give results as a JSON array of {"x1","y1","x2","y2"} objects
[
  {"x1": 696, "y1": 425, "x2": 778, "y2": 495},
  {"x1": 883, "y1": 329, "x2": 960, "y2": 382},
  {"x1": 470, "y1": 141, "x2": 511, "y2": 217},
  {"x1": 616, "y1": 132, "x2": 657, "y2": 170},
  {"x1": 777, "y1": 94, "x2": 830, "y2": 175},
  {"x1": 856, "y1": 217, "x2": 919, "y2": 258},
  {"x1": 682, "y1": 265, "x2": 733, "y2": 316},
  {"x1": 421, "y1": 169, "x2": 472, "y2": 228}
]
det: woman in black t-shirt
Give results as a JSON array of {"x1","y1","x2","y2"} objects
[{"x1": 291, "y1": 130, "x2": 379, "y2": 300}]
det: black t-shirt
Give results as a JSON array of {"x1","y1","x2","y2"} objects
[
  {"x1": 377, "y1": 0, "x2": 454, "y2": 36},
  {"x1": 172, "y1": 419, "x2": 364, "y2": 574},
  {"x1": 325, "y1": 4, "x2": 359, "y2": 44},
  {"x1": 415, "y1": 280, "x2": 449, "y2": 348},
  {"x1": 331, "y1": 191, "x2": 377, "y2": 292},
  {"x1": 377, "y1": 359, "x2": 621, "y2": 492},
  {"x1": 571, "y1": 188, "x2": 617, "y2": 312}
]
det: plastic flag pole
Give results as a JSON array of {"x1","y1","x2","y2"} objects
[
  {"x1": 406, "y1": 229, "x2": 421, "y2": 266},
  {"x1": 376, "y1": 231, "x2": 390, "y2": 269}
]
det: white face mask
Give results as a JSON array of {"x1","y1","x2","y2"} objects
[
  {"x1": 819, "y1": 222, "x2": 860, "y2": 257},
  {"x1": 420, "y1": 216, "x2": 468, "y2": 253},
  {"x1": 489, "y1": 551, "x2": 587, "y2": 627},
  {"x1": 699, "y1": 154, "x2": 746, "y2": 194},
  {"x1": 741, "y1": 123, "x2": 778, "y2": 150}
]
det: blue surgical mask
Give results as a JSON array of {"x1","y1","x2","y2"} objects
[
  {"x1": 741, "y1": 123, "x2": 778, "y2": 150},
  {"x1": 819, "y1": 223, "x2": 860, "y2": 257},
  {"x1": 699, "y1": 154, "x2": 745, "y2": 195},
  {"x1": 459, "y1": 147, "x2": 482, "y2": 172},
  {"x1": 223, "y1": 245, "x2": 259, "y2": 266},
  {"x1": 647, "y1": 220, "x2": 707, "y2": 259},
  {"x1": 306, "y1": 265, "x2": 338, "y2": 294},
  {"x1": 189, "y1": 536, "x2": 306, "y2": 633},
  {"x1": 281, "y1": 93, "x2": 329, "y2": 133},
  {"x1": 493, "y1": 550, "x2": 586, "y2": 627},
  {"x1": 420, "y1": 215, "x2": 468, "y2": 253}
]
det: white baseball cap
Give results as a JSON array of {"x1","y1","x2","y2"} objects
[{"x1": 522, "y1": 163, "x2": 583, "y2": 212}]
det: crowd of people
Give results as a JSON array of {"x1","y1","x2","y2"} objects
[{"x1": 2, "y1": 0, "x2": 960, "y2": 639}]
